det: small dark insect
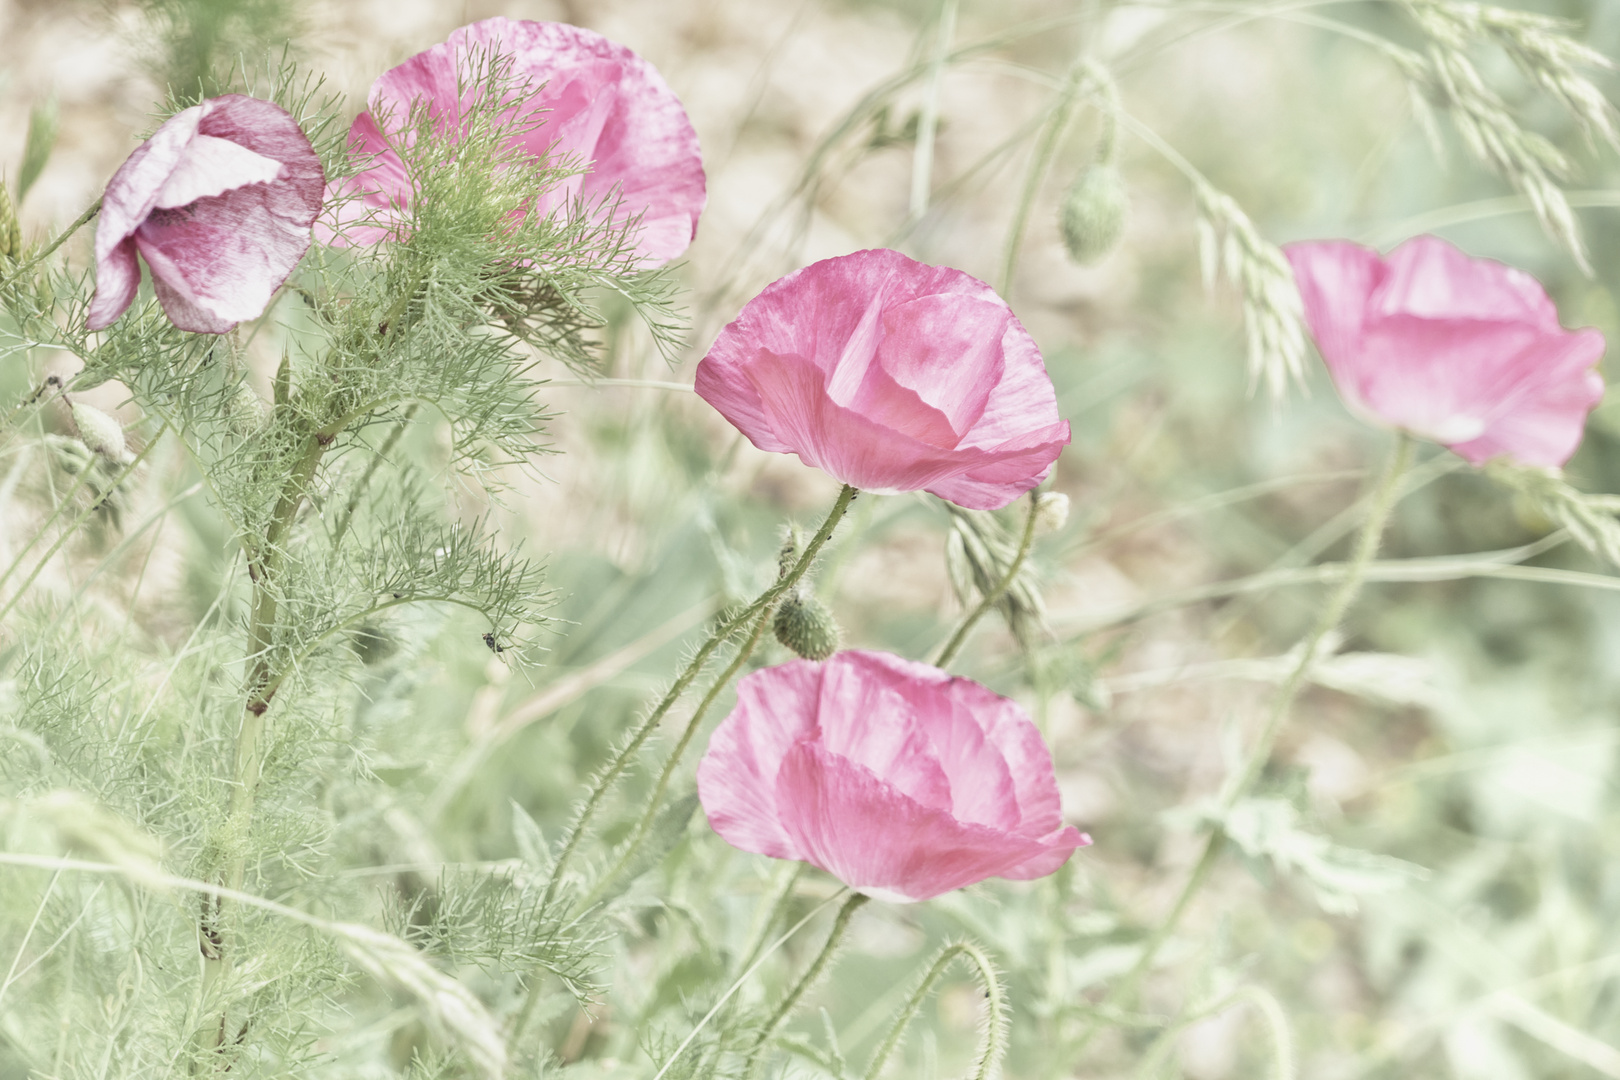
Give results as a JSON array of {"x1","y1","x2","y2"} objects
[{"x1": 483, "y1": 632, "x2": 504, "y2": 653}]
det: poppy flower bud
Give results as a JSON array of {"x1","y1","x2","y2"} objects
[
  {"x1": 1059, "y1": 163, "x2": 1128, "y2": 265},
  {"x1": 773, "y1": 590, "x2": 840, "y2": 662},
  {"x1": 1033, "y1": 491, "x2": 1070, "y2": 536},
  {"x1": 0, "y1": 184, "x2": 19, "y2": 260},
  {"x1": 70, "y1": 401, "x2": 128, "y2": 462}
]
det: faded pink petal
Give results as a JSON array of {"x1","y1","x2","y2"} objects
[
  {"x1": 323, "y1": 18, "x2": 704, "y2": 265},
  {"x1": 696, "y1": 650, "x2": 1088, "y2": 903},
  {"x1": 696, "y1": 249, "x2": 1070, "y2": 509},
  {"x1": 88, "y1": 95, "x2": 324, "y2": 333},
  {"x1": 1285, "y1": 236, "x2": 1605, "y2": 468}
]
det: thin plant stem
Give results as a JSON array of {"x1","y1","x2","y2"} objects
[
  {"x1": 582, "y1": 602, "x2": 776, "y2": 908},
  {"x1": 0, "y1": 425, "x2": 168, "y2": 627},
  {"x1": 0, "y1": 199, "x2": 100, "y2": 291},
  {"x1": 743, "y1": 892, "x2": 871, "y2": 1079},
  {"x1": 934, "y1": 490, "x2": 1040, "y2": 669},
  {"x1": 1066, "y1": 432, "x2": 1413, "y2": 1064},
  {"x1": 541, "y1": 484, "x2": 857, "y2": 910},
  {"x1": 202, "y1": 431, "x2": 331, "y2": 1050},
  {"x1": 733, "y1": 863, "x2": 808, "y2": 980},
  {"x1": 329, "y1": 404, "x2": 417, "y2": 548},
  {"x1": 650, "y1": 888, "x2": 850, "y2": 1080},
  {"x1": 910, "y1": 0, "x2": 959, "y2": 217},
  {"x1": 864, "y1": 940, "x2": 1005, "y2": 1080}
]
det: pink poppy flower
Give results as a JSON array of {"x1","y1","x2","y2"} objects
[
  {"x1": 87, "y1": 95, "x2": 324, "y2": 334},
  {"x1": 324, "y1": 18, "x2": 704, "y2": 264},
  {"x1": 1285, "y1": 236, "x2": 1605, "y2": 468},
  {"x1": 695, "y1": 249, "x2": 1071, "y2": 510},
  {"x1": 696, "y1": 650, "x2": 1089, "y2": 903}
]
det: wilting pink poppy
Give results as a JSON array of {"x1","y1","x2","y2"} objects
[
  {"x1": 87, "y1": 95, "x2": 324, "y2": 334},
  {"x1": 324, "y1": 18, "x2": 704, "y2": 264},
  {"x1": 695, "y1": 249, "x2": 1071, "y2": 510},
  {"x1": 696, "y1": 650, "x2": 1088, "y2": 902},
  {"x1": 1285, "y1": 236, "x2": 1605, "y2": 468}
]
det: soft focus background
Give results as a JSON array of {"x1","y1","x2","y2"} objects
[{"x1": 4, "y1": 0, "x2": 1620, "y2": 1077}]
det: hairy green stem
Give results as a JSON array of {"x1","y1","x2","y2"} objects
[
  {"x1": 200, "y1": 432, "x2": 330, "y2": 1055},
  {"x1": 864, "y1": 941, "x2": 1005, "y2": 1080},
  {"x1": 934, "y1": 490, "x2": 1040, "y2": 669},
  {"x1": 1067, "y1": 433, "x2": 1412, "y2": 1064},
  {"x1": 582, "y1": 602, "x2": 776, "y2": 909},
  {"x1": 540, "y1": 484, "x2": 857, "y2": 910},
  {"x1": 744, "y1": 892, "x2": 870, "y2": 1079}
]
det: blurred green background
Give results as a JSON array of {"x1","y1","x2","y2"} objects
[{"x1": 5, "y1": 0, "x2": 1620, "y2": 1077}]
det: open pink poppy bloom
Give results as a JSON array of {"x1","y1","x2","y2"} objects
[
  {"x1": 697, "y1": 650, "x2": 1088, "y2": 902},
  {"x1": 87, "y1": 95, "x2": 324, "y2": 334},
  {"x1": 695, "y1": 249, "x2": 1071, "y2": 510},
  {"x1": 1285, "y1": 236, "x2": 1605, "y2": 468},
  {"x1": 323, "y1": 18, "x2": 704, "y2": 264}
]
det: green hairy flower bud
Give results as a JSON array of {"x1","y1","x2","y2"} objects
[
  {"x1": 774, "y1": 590, "x2": 840, "y2": 662},
  {"x1": 1059, "y1": 163, "x2": 1128, "y2": 265},
  {"x1": 0, "y1": 183, "x2": 19, "y2": 261},
  {"x1": 70, "y1": 401, "x2": 127, "y2": 462}
]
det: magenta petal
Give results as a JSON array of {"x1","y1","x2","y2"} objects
[
  {"x1": 696, "y1": 660, "x2": 824, "y2": 863},
  {"x1": 774, "y1": 743, "x2": 1075, "y2": 903},
  {"x1": 154, "y1": 135, "x2": 283, "y2": 210},
  {"x1": 88, "y1": 95, "x2": 323, "y2": 334},
  {"x1": 698, "y1": 651, "x2": 1085, "y2": 901},
  {"x1": 1376, "y1": 234, "x2": 1559, "y2": 329},
  {"x1": 1287, "y1": 235, "x2": 1606, "y2": 467},
  {"x1": 86, "y1": 237, "x2": 142, "y2": 331},
  {"x1": 330, "y1": 18, "x2": 705, "y2": 264},
  {"x1": 133, "y1": 181, "x2": 315, "y2": 330},
  {"x1": 698, "y1": 250, "x2": 1070, "y2": 508}
]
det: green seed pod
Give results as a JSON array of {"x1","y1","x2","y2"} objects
[
  {"x1": 774, "y1": 590, "x2": 840, "y2": 662},
  {"x1": 71, "y1": 401, "x2": 127, "y2": 462},
  {"x1": 1059, "y1": 163, "x2": 1128, "y2": 265},
  {"x1": 0, "y1": 184, "x2": 20, "y2": 261}
]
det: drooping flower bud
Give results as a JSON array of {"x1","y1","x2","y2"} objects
[
  {"x1": 0, "y1": 184, "x2": 20, "y2": 261},
  {"x1": 773, "y1": 590, "x2": 840, "y2": 662},
  {"x1": 1059, "y1": 163, "x2": 1128, "y2": 265},
  {"x1": 1033, "y1": 491, "x2": 1070, "y2": 535},
  {"x1": 70, "y1": 401, "x2": 127, "y2": 462}
]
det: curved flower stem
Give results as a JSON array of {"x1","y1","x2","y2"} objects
[
  {"x1": 200, "y1": 432, "x2": 330, "y2": 1053},
  {"x1": 581, "y1": 603, "x2": 776, "y2": 909},
  {"x1": 744, "y1": 891, "x2": 870, "y2": 1079},
  {"x1": 1066, "y1": 432, "x2": 1413, "y2": 1064},
  {"x1": 864, "y1": 940, "x2": 1005, "y2": 1080},
  {"x1": 541, "y1": 484, "x2": 858, "y2": 910},
  {"x1": 933, "y1": 490, "x2": 1040, "y2": 670},
  {"x1": 733, "y1": 863, "x2": 807, "y2": 980}
]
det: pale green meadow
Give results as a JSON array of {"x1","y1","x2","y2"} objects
[{"x1": 2, "y1": 1, "x2": 1620, "y2": 1078}]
